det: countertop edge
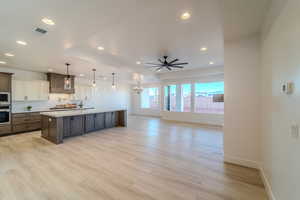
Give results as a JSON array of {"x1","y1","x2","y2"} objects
[{"x1": 40, "y1": 109, "x2": 127, "y2": 118}]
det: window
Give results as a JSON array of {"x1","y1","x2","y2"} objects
[
  {"x1": 164, "y1": 85, "x2": 177, "y2": 111},
  {"x1": 195, "y1": 82, "x2": 224, "y2": 114},
  {"x1": 181, "y1": 84, "x2": 192, "y2": 112},
  {"x1": 141, "y1": 88, "x2": 159, "y2": 109}
]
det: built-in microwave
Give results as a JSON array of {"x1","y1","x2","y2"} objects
[
  {"x1": 0, "y1": 92, "x2": 10, "y2": 104},
  {"x1": 0, "y1": 107, "x2": 10, "y2": 124}
]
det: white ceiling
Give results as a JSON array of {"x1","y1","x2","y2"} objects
[
  {"x1": 0, "y1": 0, "x2": 223, "y2": 81},
  {"x1": 224, "y1": 0, "x2": 271, "y2": 41}
]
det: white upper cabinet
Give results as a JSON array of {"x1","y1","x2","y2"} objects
[{"x1": 12, "y1": 80, "x2": 49, "y2": 101}]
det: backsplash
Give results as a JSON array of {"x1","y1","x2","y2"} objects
[{"x1": 12, "y1": 94, "x2": 80, "y2": 112}]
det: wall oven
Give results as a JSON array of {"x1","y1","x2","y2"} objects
[
  {"x1": 0, "y1": 92, "x2": 10, "y2": 104},
  {"x1": 0, "y1": 105, "x2": 10, "y2": 124}
]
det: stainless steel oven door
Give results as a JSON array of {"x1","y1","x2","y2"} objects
[
  {"x1": 0, "y1": 92, "x2": 10, "y2": 104},
  {"x1": 0, "y1": 110, "x2": 10, "y2": 124}
]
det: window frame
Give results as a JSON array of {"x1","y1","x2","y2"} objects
[
  {"x1": 140, "y1": 87, "x2": 160, "y2": 110},
  {"x1": 163, "y1": 81, "x2": 224, "y2": 115}
]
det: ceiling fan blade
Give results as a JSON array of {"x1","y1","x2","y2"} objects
[
  {"x1": 171, "y1": 62, "x2": 188, "y2": 65},
  {"x1": 170, "y1": 66, "x2": 184, "y2": 68},
  {"x1": 145, "y1": 63, "x2": 161, "y2": 66},
  {"x1": 156, "y1": 66, "x2": 164, "y2": 71},
  {"x1": 168, "y1": 59, "x2": 179, "y2": 64},
  {"x1": 166, "y1": 66, "x2": 172, "y2": 71}
]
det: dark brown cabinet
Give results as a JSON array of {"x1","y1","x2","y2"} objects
[
  {"x1": 63, "y1": 116, "x2": 84, "y2": 138},
  {"x1": 95, "y1": 113, "x2": 105, "y2": 130},
  {"x1": 0, "y1": 125, "x2": 11, "y2": 136},
  {"x1": 0, "y1": 72, "x2": 12, "y2": 92},
  {"x1": 47, "y1": 73, "x2": 75, "y2": 94},
  {"x1": 84, "y1": 113, "x2": 105, "y2": 133},
  {"x1": 12, "y1": 112, "x2": 41, "y2": 133},
  {"x1": 105, "y1": 112, "x2": 116, "y2": 128},
  {"x1": 85, "y1": 114, "x2": 95, "y2": 133}
]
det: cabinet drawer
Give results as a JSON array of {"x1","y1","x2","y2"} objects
[
  {"x1": 27, "y1": 122, "x2": 41, "y2": 131},
  {"x1": 0, "y1": 125, "x2": 11, "y2": 136},
  {"x1": 13, "y1": 116, "x2": 41, "y2": 125},
  {"x1": 13, "y1": 113, "x2": 28, "y2": 118},
  {"x1": 13, "y1": 122, "x2": 41, "y2": 133},
  {"x1": 13, "y1": 124, "x2": 28, "y2": 133}
]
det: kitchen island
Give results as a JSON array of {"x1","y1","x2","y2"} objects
[{"x1": 40, "y1": 109, "x2": 127, "y2": 144}]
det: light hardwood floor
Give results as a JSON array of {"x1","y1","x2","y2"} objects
[{"x1": 0, "y1": 116, "x2": 268, "y2": 200}]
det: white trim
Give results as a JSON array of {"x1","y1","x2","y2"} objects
[
  {"x1": 260, "y1": 166, "x2": 276, "y2": 200},
  {"x1": 224, "y1": 155, "x2": 276, "y2": 200},
  {"x1": 224, "y1": 155, "x2": 261, "y2": 169}
]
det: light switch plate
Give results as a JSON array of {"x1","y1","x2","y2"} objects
[{"x1": 291, "y1": 124, "x2": 299, "y2": 139}]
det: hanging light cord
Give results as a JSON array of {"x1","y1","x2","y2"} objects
[{"x1": 112, "y1": 73, "x2": 115, "y2": 86}]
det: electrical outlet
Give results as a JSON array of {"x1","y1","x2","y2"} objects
[{"x1": 291, "y1": 124, "x2": 299, "y2": 139}]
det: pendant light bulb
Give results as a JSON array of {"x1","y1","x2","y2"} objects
[
  {"x1": 64, "y1": 63, "x2": 72, "y2": 90},
  {"x1": 92, "y1": 69, "x2": 96, "y2": 87},
  {"x1": 112, "y1": 72, "x2": 116, "y2": 89}
]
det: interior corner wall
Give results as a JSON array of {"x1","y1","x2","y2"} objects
[
  {"x1": 261, "y1": 0, "x2": 300, "y2": 199},
  {"x1": 224, "y1": 35, "x2": 261, "y2": 168}
]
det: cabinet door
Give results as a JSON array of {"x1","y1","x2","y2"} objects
[
  {"x1": 95, "y1": 113, "x2": 105, "y2": 130},
  {"x1": 105, "y1": 112, "x2": 113, "y2": 128},
  {"x1": 39, "y1": 81, "x2": 49, "y2": 101},
  {"x1": 85, "y1": 114, "x2": 95, "y2": 133},
  {"x1": 0, "y1": 73, "x2": 11, "y2": 92},
  {"x1": 63, "y1": 117, "x2": 71, "y2": 138},
  {"x1": 26, "y1": 81, "x2": 40, "y2": 101},
  {"x1": 70, "y1": 116, "x2": 84, "y2": 136},
  {"x1": 12, "y1": 80, "x2": 26, "y2": 101}
]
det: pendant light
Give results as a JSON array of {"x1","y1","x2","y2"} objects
[
  {"x1": 64, "y1": 63, "x2": 71, "y2": 90},
  {"x1": 132, "y1": 73, "x2": 143, "y2": 94},
  {"x1": 112, "y1": 72, "x2": 116, "y2": 89},
  {"x1": 92, "y1": 68, "x2": 96, "y2": 87}
]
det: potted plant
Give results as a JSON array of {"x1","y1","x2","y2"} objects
[{"x1": 26, "y1": 105, "x2": 32, "y2": 111}]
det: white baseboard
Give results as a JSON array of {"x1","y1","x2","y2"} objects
[
  {"x1": 260, "y1": 166, "x2": 276, "y2": 200},
  {"x1": 224, "y1": 155, "x2": 261, "y2": 169},
  {"x1": 224, "y1": 155, "x2": 276, "y2": 200}
]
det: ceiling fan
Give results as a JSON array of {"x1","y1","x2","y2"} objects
[{"x1": 145, "y1": 56, "x2": 188, "y2": 71}]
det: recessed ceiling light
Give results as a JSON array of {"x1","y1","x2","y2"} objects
[
  {"x1": 48, "y1": 68, "x2": 53, "y2": 72},
  {"x1": 181, "y1": 12, "x2": 191, "y2": 20},
  {"x1": 200, "y1": 47, "x2": 208, "y2": 51},
  {"x1": 209, "y1": 61, "x2": 214, "y2": 65},
  {"x1": 5, "y1": 53, "x2": 14, "y2": 57},
  {"x1": 42, "y1": 18, "x2": 55, "y2": 25},
  {"x1": 97, "y1": 46, "x2": 104, "y2": 51},
  {"x1": 16, "y1": 40, "x2": 27, "y2": 46},
  {"x1": 136, "y1": 61, "x2": 141, "y2": 65},
  {"x1": 0, "y1": 61, "x2": 7, "y2": 64},
  {"x1": 79, "y1": 74, "x2": 85, "y2": 77}
]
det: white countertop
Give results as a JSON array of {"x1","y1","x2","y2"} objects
[
  {"x1": 12, "y1": 107, "x2": 94, "y2": 114},
  {"x1": 40, "y1": 108, "x2": 126, "y2": 118}
]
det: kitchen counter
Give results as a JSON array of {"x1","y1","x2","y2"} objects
[
  {"x1": 41, "y1": 109, "x2": 127, "y2": 144},
  {"x1": 40, "y1": 108, "x2": 125, "y2": 118},
  {"x1": 12, "y1": 107, "x2": 94, "y2": 114}
]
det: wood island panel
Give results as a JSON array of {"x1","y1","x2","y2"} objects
[{"x1": 41, "y1": 110, "x2": 127, "y2": 144}]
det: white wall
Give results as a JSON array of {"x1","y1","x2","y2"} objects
[
  {"x1": 0, "y1": 66, "x2": 131, "y2": 112},
  {"x1": 224, "y1": 35, "x2": 261, "y2": 168},
  {"x1": 261, "y1": 0, "x2": 300, "y2": 199}
]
